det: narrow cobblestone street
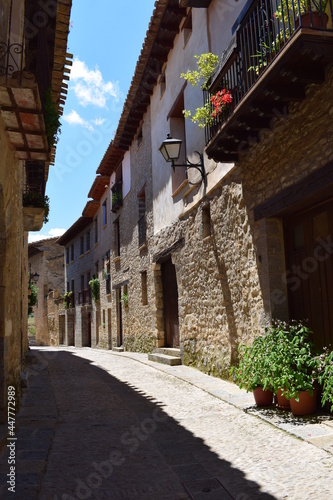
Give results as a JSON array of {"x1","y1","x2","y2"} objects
[{"x1": 1, "y1": 347, "x2": 333, "y2": 500}]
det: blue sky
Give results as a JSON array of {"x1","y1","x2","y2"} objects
[{"x1": 29, "y1": 0, "x2": 156, "y2": 242}]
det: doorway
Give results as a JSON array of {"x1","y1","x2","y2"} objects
[
  {"x1": 116, "y1": 288, "x2": 123, "y2": 347},
  {"x1": 284, "y1": 199, "x2": 333, "y2": 348},
  {"x1": 161, "y1": 258, "x2": 179, "y2": 347}
]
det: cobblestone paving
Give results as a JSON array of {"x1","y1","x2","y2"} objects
[{"x1": 1, "y1": 347, "x2": 333, "y2": 499}]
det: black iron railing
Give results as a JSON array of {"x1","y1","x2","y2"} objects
[
  {"x1": 205, "y1": 0, "x2": 333, "y2": 144},
  {"x1": 138, "y1": 214, "x2": 147, "y2": 248},
  {"x1": 111, "y1": 181, "x2": 123, "y2": 213},
  {"x1": 78, "y1": 289, "x2": 92, "y2": 305},
  {"x1": 0, "y1": 11, "x2": 53, "y2": 105},
  {"x1": 0, "y1": 41, "x2": 26, "y2": 79}
]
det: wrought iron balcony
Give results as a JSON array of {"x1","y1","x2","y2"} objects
[
  {"x1": 78, "y1": 289, "x2": 92, "y2": 306},
  {"x1": 205, "y1": 0, "x2": 333, "y2": 162},
  {"x1": 0, "y1": 2, "x2": 71, "y2": 164},
  {"x1": 22, "y1": 161, "x2": 47, "y2": 231},
  {"x1": 111, "y1": 181, "x2": 123, "y2": 213}
]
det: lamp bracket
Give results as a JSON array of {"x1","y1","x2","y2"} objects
[{"x1": 171, "y1": 151, "x2": 205, "y2": 185}]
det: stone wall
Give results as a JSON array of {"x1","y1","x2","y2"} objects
[
  {"x1": 47, "y1": 290, "x2": 65, "y2": 346},
  {"x1": 0, "y1": 108, "x2": 28, "y2": 422},
  {"x1": 149, "y1": 66, "x2": 333, "y2": 377},
  {"x1": 29, "y1": 238, "x2": 65, "y2": 346},
  {"x1": 110, "y1": 111, "x2": 156, "y2": 353}
]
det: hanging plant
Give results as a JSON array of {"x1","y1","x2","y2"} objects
[
  {"x1": 89, "y1": 278, "x2": 100, "y2": 303},
  {"x1": 180, "y1": 52, "x2": 219, "y2": 128},
  {"x1": 43, "y1": 88, "x2": 61, "y2": 149}
]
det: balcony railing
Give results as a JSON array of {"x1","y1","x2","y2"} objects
[
  {"x1": 111, "y1": 181, "x2": 123, "y2": 213},
  {"x1": 204, "y1": 0, "x2": 333, "y2": 149},
  {"x1": 78, "y1": 288, "x2": 92, "y2": 306}
]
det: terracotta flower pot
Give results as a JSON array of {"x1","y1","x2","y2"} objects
[
  {"x1": 276, "y1": 388, "x2": 291, "y2": 410},
  {"x1": 253, "y1": 387, "x2": 273, "y2": 407},
  {"x1": 299, "y1": 12, "x2": 328, "y2": 29},
  {"x1": 290, "y1": 389, "x2": 318, "y2": 416}
]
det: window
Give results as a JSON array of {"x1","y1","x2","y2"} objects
[
  {"x1": 81, "y1": 274, "x2": 85, "y2": 291},
  {"x1": 94, "y1": 217, "x2": 98, "y2": 244},
  {"x1": 67, "y1": 281, "x2": 70, "y2": 293},
  {"x1": 80, "y1": 236, "x2": 84, "y2": 255},
  {"x1": 114, "y1": 218, "x2": 120, "y2": 257},
  {"x1": 106, "y1": 262, "x2": 111, "y2": 294},
  {"x1": 202, "y1": 204, "x2": 212, "y2": 239},
  {"x1": 169, "y1": 89, "x2": 187, "y2": 192},
  {"x1": 182, "y1": 9, "x2": 192, "y2": 46},
  {"x1": 71, "y1": 244, "x2": 74, "y2": 262},
  {"x1": 66, "y1": 247, "x2": 69, "y2": 264},
  {"x1": 95, "y1": 261, "x2": 99, "y2": 279},
  {"x1": 138, "y1": 186, "x2": 146, "y2": 248},
  {"x1": 102, "y1": 200, "x2": 107, "y2": 226},
  {"x1": 86, "y1": 230, "x2": 90, "y2": 251},
  {"x1": 141, "y1": 271, "x2": 148, "y2": 305}
]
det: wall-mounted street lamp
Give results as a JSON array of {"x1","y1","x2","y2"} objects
[
  {"x1": 159, "y1": 134, "x2": 205, "y2": 184},
  {"x1": 31, "y1": 272, "x2": 39, "y2": 284}
]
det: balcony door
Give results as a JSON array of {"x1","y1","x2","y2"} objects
[{"x1": 284, "y1": 200, "x2": 333, "y2": 348}]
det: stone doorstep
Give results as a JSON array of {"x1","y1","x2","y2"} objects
[
  {"x1": 148, "y1": 350, "x2": 182, "y2": 366},
  {"x1": 112, "y1": 346, "x2": 124, "y2": 352},
  {"x1": 154, "y1": 347, "x2": 181, "y2": 357}
]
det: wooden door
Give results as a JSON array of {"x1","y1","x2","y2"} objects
[
  {"x1": 116, "y1": 288, "x2": 123, "y2": 347},
  {"x1": 284, "y1": 200, "x2": 333, "y2": 348},
  {"x1": 161, "y1": 258, "x2": 179, "y2": 347}
]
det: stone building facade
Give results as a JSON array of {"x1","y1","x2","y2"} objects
[
  {"x1": 28, "y1": 238, "x2": 65, "y2": 345},
  {"x1": 109, "y1": 111, "x2": 155, "y2": 353},
  {"x1": 56, "y1": 0, "x2": 333, "y2": 381},
  {"x1": 0, "y1": 0, "x2": 72, "y2": 422},
  {"x1": 58, "y1": 217, "x2": 94, "y2": 347}
]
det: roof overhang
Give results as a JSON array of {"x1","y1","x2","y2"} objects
[
  {"x1": 57, "y1": 216, "x2": 93, "y2": 246},
  {"x1": 88, "y1": 176, "x2": 110, "y2": 201}
]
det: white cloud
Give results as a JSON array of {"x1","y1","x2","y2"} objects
[
  {"x1": 62, "y1": 110, "x2": 93, "y2": 131},
  {"x1": 93, "y1": 117, "x2": 106, "y2": 126},
  {"x1": 28, "y1": 228, "x2": 66, "y2": 244},
  {"x1": 70, "y1": 58, "x2": 120, "y2": 108}
]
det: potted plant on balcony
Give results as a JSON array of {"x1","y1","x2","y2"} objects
[
  {"x1": 89, "y1": 278, "x2": 100, "y2": 303},
  {"x1": 275, "y1": 0, "x2": 328, "y2": 38},
  {"x1": 181, "y1": 52, "x2": 222, "y2": 128},
  {"x1": 230, "y1": 335, "x2": 274, "y2": 407},
  {"x1": 63, "y1": 291, "x2": 73, "y2": 310},
  {"x1": 44, "y1": 88, "x2": 61, "y2": 149},
  {"x1": 22, "y1": 192, "x2": 50, "y2": 224}
]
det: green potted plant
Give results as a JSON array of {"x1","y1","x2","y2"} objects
[
  {"x1": 265, "y1": 320, "x2": 318, "y2": 415},
  {"x1": 181, "y1": 52, "x2": 222, "y2": 129},
  {"x1": 63, "y1": 291, "x2": 73, "y2": 309},
  {"x1": 89, "y1": 278, "x2": 100, "y2": 303},
  {"x1": 23, "y1": 192, "x2": 50, "y2": 223},
  {"x1": 317, "y1": 347, "x2": 333, "y2": 413},
  {"x1": 230, "y1": 336, "x2": 274, "y2": 406}
]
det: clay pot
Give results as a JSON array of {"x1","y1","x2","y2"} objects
[
  {"x1": 253, "y1": 387, "x2": 274, "y2": 407},
  {"x1": 298, "y1": 12, "x2": 328, "y2": 29},
  {"x1": 276, "y1": 388, "x2": 291, "y2": 410},
  {"x1": 290, "y1": 389, "x2": 318, "y2": 416}
]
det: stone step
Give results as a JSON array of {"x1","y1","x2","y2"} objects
[
  {"x1": 153, "y1": 347, "x2": 181, "y2": 357},
  {"x1": 112, "y1": 346, "x2": 124, "y2": 352},
  {"x1": 148, "y1": 351, "x2": 182, "y2": 366}
]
